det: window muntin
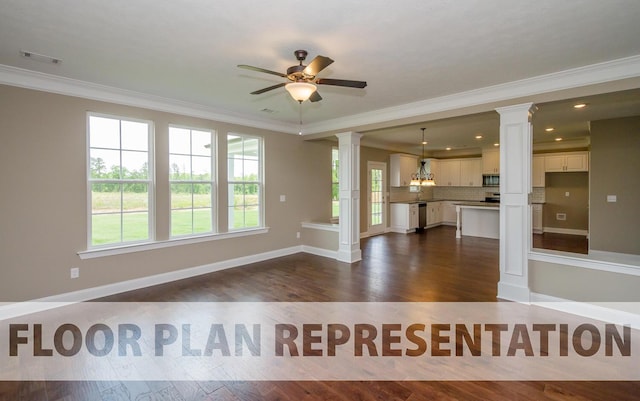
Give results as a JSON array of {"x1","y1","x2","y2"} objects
[
  {"x1": 169, "y1": 126, "x2": 215, "y2": 237},
  {"x1": 227, "y1": 134, "x2": 263, "y2": 230},
  {"x1": 88, "y1": 114, "x2": 153, "y2": 247},
  {"x1": 331, "y1": 147, "x2": 340, "y2": 220}
]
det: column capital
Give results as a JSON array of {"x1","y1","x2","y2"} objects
[
  {"x1": 495, "y1": 102, "x2": 537, "y2": 120},
  {"x1": 335, "y1": 131, "x2": 363, "y2": 141}
]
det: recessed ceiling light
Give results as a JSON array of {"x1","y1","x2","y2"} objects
[
  {"x1": 475, "y1": 135, "x2": 483, "y2": 139},
  {"x1": 445, "y1": 147, "x2": 452, "y2": 151},
  {"x1": 545, "y1": 127, "x2": 554, "y2": 132},
  {"x1": 555, "y1": 137, "x2": 563, "y2": 141},
  {"x1": 493, "y1": 143, "x2": 500, "y2": 147},
  {"x1": 573, "y1": 103, "x2": 587, "y2": 109},
  {"x1": 422, "y1": 141, "x2": 428, "y2": 145}
]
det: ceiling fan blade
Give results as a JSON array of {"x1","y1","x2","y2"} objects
[
  {"x1": 238, "y1": 64, "x2": 286, "y2": 78},
  {"x1": 309, "y1": 91, "x2": 322, "y2": 102},
  {"x1": 250, "y1": 82, "x2": 286, "y2": 95},
  {"x1": 316, "y1": 78, "x2": 367, "y2": 88},
  {"x1": 303, "y1": 56, "x2": 334, "y2": 76}
]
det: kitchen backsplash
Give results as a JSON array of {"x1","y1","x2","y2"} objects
[
  {"x1": 390, "y1": 186, "x2": 546, "y2": 203},
  {"x1": 389, "y1": 186, "x2": 433, "y2": 202},
  {"x1": 531, "y1": 187, "x2": 546, "y2": 203},
  {"x1": 432, "y1": 187, "x2": 488, "y2": 201}
]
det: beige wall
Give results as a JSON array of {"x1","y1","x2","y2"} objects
[
  {"x1": 530, "y1": 260, "x2": 640, "y2": 301},
  {"x1": 0, "y1": 85, "x2": 331, "y2": 301},
  {"x1": 590, "y1": 116, "x2": 640, "y2": 255},
  {"x1": 543, "y1": 172, "x2": 589, "y2": 231},
  {"x1": 301, "y1": 227, "x2": 339, "y2": 251}
]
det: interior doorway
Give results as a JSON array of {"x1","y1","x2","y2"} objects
[{"x1": 367, "y1": 161, "x2": 387, "y2": 236}]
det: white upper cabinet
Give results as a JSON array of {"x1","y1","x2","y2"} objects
[
  {"x1": 432, "y1": 158, "x2": 482, "y2": 187},
  {"x1": 544, "y1": 151, "x2": 589, "y2": 172},
  {"x1": 459, "y1": 158, "x2": 483, "y2": 187},
  {"x1": 482, "y1": 148, "x2": 500, "y2": 174},
  {"x1": 532, "y1": 155, "x2": 545, "y2": 187},
  {"x1": 390, "y1": 154, "x2": 418, "y2": 186},
  {"x1": 437, "y1": 159, "x2": 461, "y2": 186}
]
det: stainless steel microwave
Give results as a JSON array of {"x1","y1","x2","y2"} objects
[{"x1": 482, "y1": 175, "x2": 499, "y2": 187}]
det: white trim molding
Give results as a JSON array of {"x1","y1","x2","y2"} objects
[
  {"x1": 530, "y1": 293, "x2": 640, "y2": 328},
  {"x1": 529, "y1": 249, "x2": 640, "y2": 277},
  {"x1": 78, "y1": 227, "x2": 270, "y2": 260},
  {"x1": 0, "y1": 64, "x2": 295, "y2": 134},
  {"x1": 304, "y1": 55, "x2": 640, "y2": 134},
  {"x1": 301, "y1": 245, "x2": 339, "y2": 260},
  {"x1": 3, "y1": 55, "x2": 640, "y2": 137}
]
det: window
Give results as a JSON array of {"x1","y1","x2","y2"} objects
[
  {"x1": 88, "y1": 114, "x2": 153, "y2": 247},
  {"x1": 227, "y1": 134, "x2": 263, "y2": 230},
  {"x1": 331, "y1": 147, "x2": 340, "y2": 220},
  {"x1": 169, "y1": 126, "x2": 215, "y2": 237}
]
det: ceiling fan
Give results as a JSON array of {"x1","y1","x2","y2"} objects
[{"x1": 238, "y1": 50, "x2": 367, "y2": 103}]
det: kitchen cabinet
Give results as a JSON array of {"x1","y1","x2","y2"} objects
[
  {"x1": 532, "y1": 155, "x2": 545, "y2": 187},
  {"x1": 459, "y1": 158, "x2": 483, "y2": 187},
  {"x1": 390, "y1": 154, "x2": 418, "y2": 186},
  {"x1": 437, "y1": 159, "x2": 461, "y2": 186},
  {"x1": 390, "y1": 203, "x2": 420, "y2": 233},
  {"x1": 435, "y1": 158, "x2": 481, "y2": 187},
  {"x1": 441, "y1": 201, "x2": 457, "y2": 225},
  {"x1": 426, "y1": 201, "x2": 442, "y2": 226},
  {"x1": 544, "y1": 151, "x2": 589, "y2": 172},
  {"x1": 532, "y1": 204, "x2": 543, "y2": 234},
  {"x1": 482, "y1": 148, "x2": 500, "y2": 174}
]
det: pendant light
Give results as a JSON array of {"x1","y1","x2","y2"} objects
[{"x1": 410, "y1": 128, "x2": 436, "y2": 186}]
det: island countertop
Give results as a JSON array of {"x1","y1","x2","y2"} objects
[{"x1": 454, "y1": 201, "x2": 500, "y2": 208}]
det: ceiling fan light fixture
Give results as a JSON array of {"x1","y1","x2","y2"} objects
[{"x1": 285, "y1": 82, "x2": 317, "y2": 102}]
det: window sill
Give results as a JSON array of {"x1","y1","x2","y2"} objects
[{"x1": 78, "y1": 227, "x2": 270, "y2": 260}]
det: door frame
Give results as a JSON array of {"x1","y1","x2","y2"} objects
[{"x1": 367, "y1": 161, "x2": 387, "y2": 236}]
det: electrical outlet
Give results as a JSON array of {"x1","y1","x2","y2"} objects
[
  {"x1": 280, "y1": 195, "x2": 286, "y2": 202},
  {"x1": 565, "y1": 191, "x2": 570, "y2": 197},
  {"x1": 296, "y1": 231, "x2": 300, "y2": 239},
  {"x1": 70, "y1": 267, "x2": 79, "y2": 279},
  {"x1": 556, "y1": 213, "x2": 566, "y2": 221}
]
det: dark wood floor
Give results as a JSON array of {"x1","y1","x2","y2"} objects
[
  {"x1": 2, "y1": 226, "x2": 637, "y2": 400},
  {"x1": 533, "y1": 232, "x2": 589, "y2": 254}
]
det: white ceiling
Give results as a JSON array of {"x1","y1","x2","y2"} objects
[{"x1": 1, "y1": 0, "x2": 640, "y2": 146}]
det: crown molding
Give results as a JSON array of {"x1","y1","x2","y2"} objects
[
  {"x1": 2, "y1": 55, "x2": 640, "y2": 136},
  {"x1": 304, "y1": 55, "x2": 640, "y2": 134},
  {"x1": 0, "y1": 64, "x2": 297, "y2": 134}
]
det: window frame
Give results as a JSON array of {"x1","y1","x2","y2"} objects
[
  {"x1": 168, "y1": 124, "x2": 217, "y2": 238},
  {"x1": 227, "y1": 133, "x2": 264, "y2": 231},
  {"x1": 331, "y1": 146, "x2": 340, "y2": 222},
  {"x1": 86, "y1": 112, "x2": 155, "y2": 249}
]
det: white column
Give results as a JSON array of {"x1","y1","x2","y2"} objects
[
  {"x1": 495, "y1": 103, "x2": 535, "y2": 303},
  {"x1": 335, "y1": 132, "x2": 362, "y2": 263}
]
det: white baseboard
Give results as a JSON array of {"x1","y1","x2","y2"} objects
[
  {"x1": 497, "y1": 281, "x2": 531, "y2": 303},
  {"x1": 301, "y1": 245, "x2": 338, "y2": 260},
  {"x1": 530, "y1": 292, "x2": 640, "y2": 327},
  {"x1": 0, "y1": 246, "x2": 302, "y2": 318},
  {"x1": 543, "y1": 227, "x2": 588, "y2": 236}
]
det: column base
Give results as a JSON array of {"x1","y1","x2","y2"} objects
[
  {"x1": 497, "y1": 281, "x2": 531, "y2": 303},
  {"x1": 336, "y1": 247, "x2": 362, "y2": 263}
]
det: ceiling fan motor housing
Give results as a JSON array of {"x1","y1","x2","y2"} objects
[{"x1": 286, "y1": 64, "x2": 313, "y2": 81}]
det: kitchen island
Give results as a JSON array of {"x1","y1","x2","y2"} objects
[{"x1": 455, "y1": 202, "x2": 500, "y2": 239}]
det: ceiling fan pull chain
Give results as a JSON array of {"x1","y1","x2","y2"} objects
[{"x1": 298, "y1": 100, "x2": 303, "y2": 135}]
